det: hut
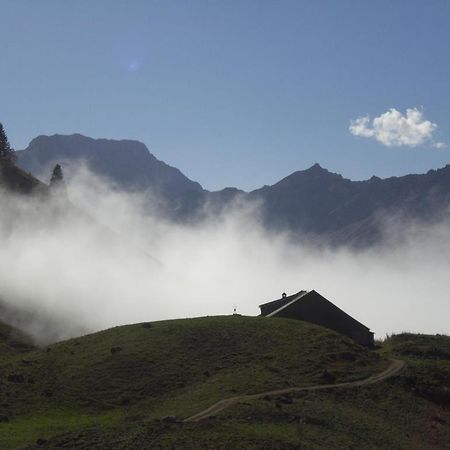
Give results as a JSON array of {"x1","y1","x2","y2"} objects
[{"x1": 259, "y1": 290, "x2": 374, "y2": 347}]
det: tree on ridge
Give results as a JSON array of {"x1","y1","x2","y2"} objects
[{"x1": 0, "y1": 123, "x2": 16, "y2": 163}]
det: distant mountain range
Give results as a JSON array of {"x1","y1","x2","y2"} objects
[{"x1": 17, "y1": 134, "x2": 450, "y2": 247}]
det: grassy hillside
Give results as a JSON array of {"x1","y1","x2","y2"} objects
[
  {"x1": 0, "y1": 315, "x2": 384, "y2": 449},
  {"x1": 124, "y1": 331, "x2": 447, "y2": 450},
  {"x1": 0, "y1": 319, "x2": 35, "y2": 365},
  {"x1": 1, "y1": 316, "x2": 448, "y2": 449}
]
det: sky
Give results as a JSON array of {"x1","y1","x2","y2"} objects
[{"x1": 1, "y1": 0, "x2": 450, "y2": 191}]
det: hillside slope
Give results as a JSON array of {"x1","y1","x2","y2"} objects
[
  {"x1": 0, "y1": 316, "x2": 448, "y2": 449},
  {"x1": 21, "y1": 328, "x2": 449, "y2": 450},
  {"x1": 0, "y1": 318, "x2": 35, "y2": 364},
  {"x1": 0, "y1": 160, "x2": 48, "y2": 195},
  {"x1": 0, "y1": 315, "x2": 385, "y2": 449}
]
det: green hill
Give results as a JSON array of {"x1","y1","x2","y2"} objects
[
  {"x1": 0, "y1": 315, "x2": 385, "y2": 448},
  {"x1": 0, "y1": 316, "x2": 449, "y2": 449}
]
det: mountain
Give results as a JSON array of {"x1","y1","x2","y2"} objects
[
  {"x1": 16, "y1": 134, "x2": 202, "y2": 197},
  {"x1": 249, "y1": 163, "x2": 450, "y2": 246},
  {"x1": 16, "y1": 134, "x2": 450, "y2": 246}
]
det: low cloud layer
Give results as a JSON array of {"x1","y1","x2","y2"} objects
[
  {"x1": 0, "y1": 168, "x2": 449, "y2": 344},
  {"x1": 350, "y1": 107, "x2": 445, "y2": 148}
]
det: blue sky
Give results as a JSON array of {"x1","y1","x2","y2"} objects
[{"x1": 1, "y1": 0, "x2": 449, "y2": 190}]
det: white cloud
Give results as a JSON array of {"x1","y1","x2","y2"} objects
[{"x1": 349, "y1": 107, "x2": 445, "y2": 148}]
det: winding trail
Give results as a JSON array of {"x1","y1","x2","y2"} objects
[{"x1": 184, "y1": 359, "x2": 405, "y2": 422}]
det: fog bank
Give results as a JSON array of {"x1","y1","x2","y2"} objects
[{"x1": 1, "y1": 168, "x2": 449, "y2": 344}]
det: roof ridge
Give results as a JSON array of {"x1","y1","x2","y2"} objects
[{"x1": 266, "y1": 290, "x2": 309, "y2": 317}]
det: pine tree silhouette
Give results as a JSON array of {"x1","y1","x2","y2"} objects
[
  {"x1": 0, "y1": 123, "x2": 16, "y2": 163},
  {"x1": 50, "y1": 164, "x2": 65, "y2": 188}
]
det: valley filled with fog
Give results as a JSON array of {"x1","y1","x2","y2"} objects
[{"x1": 1, "y1": 166, "x2": 449, "y2": 344}]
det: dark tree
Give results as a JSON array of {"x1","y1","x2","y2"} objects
[
  {"x1": 50, "y1": 164, "x2": 65, "y2": 187},
  {"x1": 0, "y1": 123, "x2": 16, "y2": 163}
]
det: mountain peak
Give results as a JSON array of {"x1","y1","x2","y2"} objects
[
  {"x1": 18, "y1": 134, "x2": 203, "y2": 195},
  {"x1": 305, "y1": 163, "x2": 328, "y2": 174},
  {"x1": 292, "y1": 163, "x2": 343, "y2": 180}
]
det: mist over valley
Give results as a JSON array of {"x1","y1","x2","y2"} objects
[{"x1": 0, "y1": 134, "x2": 448, "y2": 344}]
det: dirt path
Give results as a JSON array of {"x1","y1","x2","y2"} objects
[{"x1": 184, "y1": 359, "x2": 405, "y2": 422}]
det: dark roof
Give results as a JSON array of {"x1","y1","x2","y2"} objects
[
  {"x1": 259, "y1": 289, "x2": 371, "y2": 332},
  {"x1": 258, "y1": 290, "x2": 306, "y2": 310},
  {"x1": 265, "y1": 291, "x2": 309, "y2": 317}
]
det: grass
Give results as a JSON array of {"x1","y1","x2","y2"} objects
[
  {"x1": 0, "y1": 315, "x2": 383, "y2": 448},
  {"x1": 102, "y1": 332, "x2": 448, "y2": 450},
  {"x1": 0, "y1": 410, "x2": 122, "y2": 449},
  {"x1": 0, "y1": 318, "x2": 35, "y2": 364},
  {"x1": 1, "y1": 317, "x2": 449, "y2": 449},
  {"x1": 380, "y1": 332, "x2": 450, "y2": 408}
]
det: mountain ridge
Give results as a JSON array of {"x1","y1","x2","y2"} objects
[
  {"x1": 16, "y1": 134, "x2": 450, "y2": 246},
  {"x1": 17, "y1": 133, "x2": 450, "y2": 192},
  {"x1": 17, "y1": 133, "x2": 203, "y2": 196}
]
